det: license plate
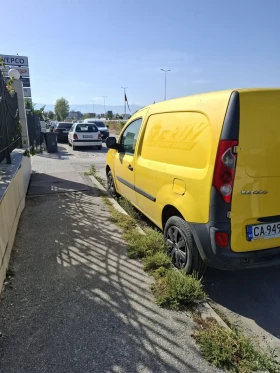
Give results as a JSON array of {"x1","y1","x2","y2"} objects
[
  {"x1": 63, "y1": 130, "x2": 69, "y2": 133},
  {"x1": 247, "y1": 222, "x2": 280, "y2": 241},
  {"x1": 83, "y1": 135, "x2": 93, "y2": 138}
]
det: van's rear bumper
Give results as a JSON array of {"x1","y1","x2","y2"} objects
[{"x1": 190, "y1": 222, "x2": 280, "y2": 270}]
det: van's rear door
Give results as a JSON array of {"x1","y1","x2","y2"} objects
[{"x1": 231, "y1": 89, "x2": 280, "y2": 252}]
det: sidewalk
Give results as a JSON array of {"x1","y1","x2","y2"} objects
[{"x1": 0, "y1": 148, "x2": 218, "y2": 373}]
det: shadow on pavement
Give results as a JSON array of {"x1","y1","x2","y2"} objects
[
  {"x1": 0, "y1": 178, "x2": 211, "y2": 372},
  {"x1": 205, "y1": 265, "x2": 280, "y2": 340}
]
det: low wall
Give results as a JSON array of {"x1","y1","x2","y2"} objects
[{"x1": 0, "y1": 150, "x2": 31, "y2": 292}]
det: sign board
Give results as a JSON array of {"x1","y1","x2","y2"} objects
[
  {"x1": 0, "y1": 54, "x2": 28, "y2": 66},
  {"x1": 23, "y1": 87, "x2": 31, "y2": 97},
  {"x1": 21, "y1": 77, "x2": 30, "y2": 87},
  {"x1": 1, "y1": 66, "x2": 29, "y2": 77}
]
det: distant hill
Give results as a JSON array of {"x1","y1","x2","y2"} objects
[{"x1": 41, "y1": 103, "x2": 142, "y2": 115}]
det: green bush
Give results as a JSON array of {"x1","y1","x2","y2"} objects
[
  {"x1": 153, "y1": 269, "x2": 206, "y2": 310},
  {"x1": 143, "y1": 252, "x2": 171, "y2": 272},
  {"x1": 117, "y1": 197, "x2": 141, "y2": 221},
  {"x1": 195, "y1": 318, "x2": 279, "y2": 373}
]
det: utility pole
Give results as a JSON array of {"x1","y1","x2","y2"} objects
[
  {"x1": 121, "y1": 87, "x2": 128, "y2": 119},
  {"x1": 161, "y1": 69, "x2": 171, "y2": 100},
  {"x1": 102, "y1": 96, "x2": 107, "y2": 116}
]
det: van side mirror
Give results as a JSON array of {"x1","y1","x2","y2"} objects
[{"x1": 106, "y1": 136, "x2": 119, "y2": 150}]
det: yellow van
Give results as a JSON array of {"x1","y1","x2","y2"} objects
[{"x1": 106, "y1": 89, "x2": 280, "y2": 274}]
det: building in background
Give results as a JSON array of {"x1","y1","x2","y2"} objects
[{"x1": 67, "y1": 111, "x2": 83, "y2": 120}]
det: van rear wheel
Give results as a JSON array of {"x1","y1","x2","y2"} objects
[{"x1": 164, "y1": 216, "x2": 206, "y2": 276}]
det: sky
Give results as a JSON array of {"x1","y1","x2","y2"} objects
[{"x1": 2, "y1": 0, "x2": 280, "y2": 108}]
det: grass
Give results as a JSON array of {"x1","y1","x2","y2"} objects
[
  {"x1": 152, "y1": 270, "x2": 206, "y2": 310},
  {"x1": 143, "y1": 252, "x2": 171, "y2": 272},
  {"x1": 194, "y1": 317, "x2": 279, "y2": 373},
  {"x1": 117, "y1": 197, "x2": 141, "y2": 221},
  {"x1": 85, "y1": 164, "x2": 104, "y2": 186},
  {"x1": 102, "y1": 195, "x2": 206, "y2": 311},
  {"x1": 123, "y1": 228, "x2": 165, "y2": 259}
]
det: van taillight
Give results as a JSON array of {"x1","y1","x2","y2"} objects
[
  {"x1": 213, "y1": 140, "x2": 238, "y2": 203},
  {"x1": 73, "y1": 134, "x2": 78, "y2": 139},
  {"x1": 98, "y1": 133, "x2": 102, "y2": 139}
]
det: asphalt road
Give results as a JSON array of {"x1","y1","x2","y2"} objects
[
  {"x1": 75, "y1": 141, "x2": 280, "y2": 355},
  {"x1": 0, "y1": 144, "x2": 219, "y2": 373}
]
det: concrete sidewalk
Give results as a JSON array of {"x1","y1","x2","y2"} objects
[{"x1": 0, "y1": 149, "x2": 218, "y2": 373}]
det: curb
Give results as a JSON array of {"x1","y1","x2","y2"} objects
[{"x1": 88, "y1": 173, "x2": 230, "y2": 330}]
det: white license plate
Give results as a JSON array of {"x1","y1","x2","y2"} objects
[
  {"x1": 247, "y1": 222, "x2": 280, "y2": 241},
  {"x1": 63, "y1": 130, "x2": 69, "y2": 133},
  {"x1": 83, "y1": 135, "x2": 93, "y2": 138}
]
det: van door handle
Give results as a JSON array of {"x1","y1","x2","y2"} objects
[{"x1": 128, "y1": 165, "x2": 133, "y2": 171}]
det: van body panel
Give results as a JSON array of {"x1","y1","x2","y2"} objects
[
  {"x1": 231, "y1": 89, "x2": 280, "y2": 252},
  {"x1": 106, "y1": 88, "x2": 280, "y2": 270}
]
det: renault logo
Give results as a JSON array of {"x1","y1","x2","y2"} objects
[{"x1": 241, "y1": 190, "x2": 268, "y2": 195}]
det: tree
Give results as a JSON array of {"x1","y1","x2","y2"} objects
[
  {"x1": 83, "y1": 113, "x2": 91, "y2": 119},
  {"x1": 48, "y1": 110, "x2": 55, "y2": 120},
  {"x1": 54, "y1": 98, "x2": 69, "y2": 121}
]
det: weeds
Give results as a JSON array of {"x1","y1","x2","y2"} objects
[
  {"x1": 117, "y1": 197, "x2": 141, "y2": 221},
  {"x1": 143, "y1": 252, "x2": 171, "y2": 272},
  {"x1": 123, "y1": 228, "x2": 165, "y2": 259},
  {"x1": 110, "y1": 209, "x2": 137, "y2": 230},
  {"x1": 152, "y1": 270, "x2": 206, "y2": 310},
  {"x1": 194, "y1": 317, "x2": 279, "y2": 373},
  {"x1": 85, "y1": 164, "x2": 104, "y2": 186}
]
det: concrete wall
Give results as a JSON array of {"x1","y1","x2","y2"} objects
[{"x1": 0, "y1": 150, "x2": 31, "y2": 291}]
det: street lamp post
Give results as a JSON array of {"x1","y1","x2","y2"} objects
[
  {"x1": 102, "y1": 96, "x2": 107, "y2": 116},
  {"x1": 121, "y1": 87, "x2": 128, "y2": 119},
  {"x1": 161, "y1": 69, "x2": 171, "y2": 100}
]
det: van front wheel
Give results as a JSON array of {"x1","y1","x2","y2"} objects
[{"x1": 164, "y1": 216, "x2": 206, "y2": 276}]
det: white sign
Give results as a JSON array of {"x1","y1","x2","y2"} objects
[
  {"x1": 23, "y1": 87, "x2": 31, "y2": 97},
  {"x1": 0, "y1": 66, "x2": 29, "y2": 77},
  {"x1": 0, "y1": 54, "x2": 28, "y2": 66}
]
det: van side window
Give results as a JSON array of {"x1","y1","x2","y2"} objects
[{"x1": 119, "y1": 118, "x2": 142, "y2": 154}]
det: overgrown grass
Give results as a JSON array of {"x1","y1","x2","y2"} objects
[
  {"x1": 103, "y1": 196, "x2": 206, "y2": 311},
  {"x1": 152, "y1": 270, "x2": 206, "y2": 310},
  {"x1": 110, "y1": 209, "x2": 137, "y2": 230},
  {"x1": 117, "y1": 197, "x2": 141, "y2": 221},
  {"x1": 123, "y1": 228, "x2": 165, "y2": 259},
  {"x1": 84, "y1": 164, "x2": 96, "y2": 176},
  {"x1": 194, "y1": 317, "x2": 279, "y2": 373},
  {"x1": 85, "y1": 164, "x2": 104, "y2": 186},
  {"x1": 143, "y1": 252, "x2": 171, "y2": 272}
]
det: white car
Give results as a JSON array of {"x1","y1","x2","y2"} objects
[
  {"x1": 68, "y1": 123, "x2": 102, "y2": 151},
  {"x1": 83, "y1": 118, "x2": 109, "y2": 140}
]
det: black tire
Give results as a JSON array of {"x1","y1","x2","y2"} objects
[
  {"x1": 107, "y1": 170, "x2": 119, "y2": 198},
  {"x1": 73, "y1": 145, "x2": 77, "y2": 151},
  {"x1": 97, "y1": 145, "x2": 102, "y2": 150},
  {"x1": 164, "y1": 216, "x2": 206, "y2": 276}
]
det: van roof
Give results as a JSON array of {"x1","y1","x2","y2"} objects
[{"x1": 131, "y1": 88, "x2": 280, "y2": 119}]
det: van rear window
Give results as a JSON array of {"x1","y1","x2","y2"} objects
[{"x1": 141, "y1": 112, "x2": 210, "y2": 169}]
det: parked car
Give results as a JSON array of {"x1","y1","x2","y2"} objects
[
  {"x1": 68, "y1": 123, "x2": 102, "y2": 150},
  {"x1": 106, "y1": 88, "x2": 280, "y2": 275},
  {"x1": 83, "y1": 119, "x2": 109, "y2": 140},
  {"x1": 53, "y1": 122, "x2": 73, "y2": 141}
]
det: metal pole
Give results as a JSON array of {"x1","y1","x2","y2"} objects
[
  {"x1": 121, "y1": 87, "x2": 127, "y2": 119},
  {"x1": 161, "y1": 69, "x2": 170, "y2": 100}
]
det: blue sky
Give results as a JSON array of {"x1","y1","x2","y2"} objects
[{"x1": 2, "y1": 0, "x2": 280, "y2": 107}]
